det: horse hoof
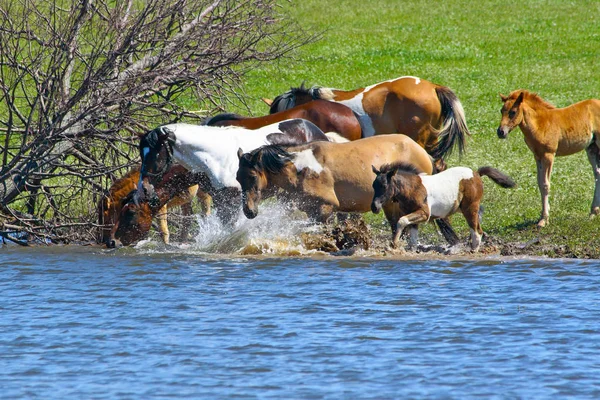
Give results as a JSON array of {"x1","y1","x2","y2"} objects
[
  {"x1": 536, "y1": 219, "x2": 548, "y2": 228},
  {"x1": 590, "y1": 207, "x2": 600, "y2": 217}
]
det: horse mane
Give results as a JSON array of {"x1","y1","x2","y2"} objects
[
  {"x1": 516, "y1": 90, "x2": 556, "y2": 109},
  {"x1": 269, "y1": 82, "x2": 324, "y2": 113},
  {"x1": 245, "y1": 145, "x2": 294, "y2": 174},
  {"x1": 202, "y1": 113, "x2": 246, "y2": 126},
  {"x1": 379, "y1": 161, "x2": 422, "y2": 176}
]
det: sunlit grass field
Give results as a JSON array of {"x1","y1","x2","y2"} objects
[{"x1": 236, "y1": 0, "x2": 600, "y2": 257}]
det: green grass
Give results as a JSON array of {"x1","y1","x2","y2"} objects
[{"x1": 229, "y1": 0, "x2": 600, "y2": 257}]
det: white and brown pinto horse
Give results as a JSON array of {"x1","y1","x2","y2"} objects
[
  {"x1": 498, "y1": 90, "x2": 600, "y2": 226},
  {"x1": 137, "y1": 119, "x2": 331, "y2": 223},
  {"x1": 266, "y1": 77, "x2": 471, "y2": 164},
  {"x1": 371, "y1": 164, "x2": 516, "y2": 251},
  {"x1": 235, "y1": 134, "x2": 436, "y2": 223}
]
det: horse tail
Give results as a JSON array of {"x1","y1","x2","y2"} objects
[
  {"x1": 431, "y1": 86, "x2": 471, "y2": 160},
  {"x1": 477, "y1": 166, "x2": 517, "y2": 188},
  {"x1": 435, "y1": 218, "x2": 460, "y2": 246},
  {"x1": 202, "y1": 113, "x2": 245, "y2": 126}
]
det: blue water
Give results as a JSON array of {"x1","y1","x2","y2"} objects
[{"x1": 1, "y1": 247, "x2": 599, "y2": 399}]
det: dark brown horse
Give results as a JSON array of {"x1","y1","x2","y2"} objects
[
  {"x1": 265, "y1": 77, "x2": 471, "y2": 162},
  {"x1": 203, "y1": 99, "x2": 362, "y2": 141},
  {"x1": 371, "y1": 163, "x2": 516, "y2": 251},
  {"x1": 101, "y1": 165, "x2": 210, "y2": 248}
]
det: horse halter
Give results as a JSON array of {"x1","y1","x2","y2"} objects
[{"x1": 142, "y1": 126, "x2": 176, "y2": 180}]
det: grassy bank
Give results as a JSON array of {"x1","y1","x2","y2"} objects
[{"x1": 238, "y1": 0, "x2": 600, "y2": 257}]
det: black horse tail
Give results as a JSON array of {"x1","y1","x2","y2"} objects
[
  {"x1": 430, "y1": 86, "x2": 471, "y2": 161},
  {"x1": 202, "y1": 113, "x2": 245, "y2": 126},
  {"x1": 477, "y1": 166, "x2": 517, "y2": 188}
]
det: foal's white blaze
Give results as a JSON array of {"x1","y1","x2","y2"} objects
[
  {"x1": 291, "y1": 149, "x2": 324, "y2": 174},
  {"x1": 419, "y1": 167, "x2": 475, "y2": 219}
]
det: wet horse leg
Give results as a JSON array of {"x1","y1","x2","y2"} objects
[
  {"x1": 585, "y1": 141, "x2": 600, "y2": 216},
  {"x1": 197, "y1": 190, "x2": 212, "y2": 216},
  {"x1": 536, "y1": 154, "x2": 554, "y2": 227},
  {"x1": 393, "y1": 210, "x2": 428, "y2": 249},
  {"x1": 156, "y1": 204, "x2": 170, "y2": 244},
  {"x1": 212, "y1": 188, "x2": 241, "y2": 225},
  {"x1": 461, "y1": 201, "x2": 483, "y2": 251},
  {"x1": 178, "y1": 202, "x2": 193, "y2": 242}
]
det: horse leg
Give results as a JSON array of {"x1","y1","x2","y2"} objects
[
  {"x1": 212, "y1": 188, "x2": 241, "y2": 225},
  {"x1": 461, "y1": 201, "x2": 483, "y2": 251},
  {"x1": 407, "y1": 225, "x2": 419, "y2": 249},
  {"x1": 197, "y1": 190, "x2": 212, "y2": 217},
  {"x1": 156, "y1": 205, "x2": 170, "y2": 244},
  {"x1": 382, "y1": 204, "x2": 401, "y2": 248},
  {"x1": 536, "y1": 154, "x2": 554, "y2": 227},
  {"x1": 585, "y1": 142, "x2": 600, "y2": 216},
  {"x1": 395, "y1": 210, "x2": 428, "y2": 249},
  {"x1": 178, "y1": 202, "x2": 193, "y2": 242}
]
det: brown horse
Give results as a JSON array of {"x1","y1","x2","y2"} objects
[
  {"x1": 371, "y1": 164, "x2": 516, "y2": 251},
  {"x1": 203, "y1": 99, "x2": 362, "y2": 141},
  {"x1": 99, "y1": 165, "x2": 211, "y2": 248},
  {"x1": 265, "y1": 77, "x2": 471, "y2": 162},
  {"x1": 498, "y1": 90, "x2": 600, "y2": 226},
  {"x1": 235, "y1": 134, "x2": 436, "y2": 223}
]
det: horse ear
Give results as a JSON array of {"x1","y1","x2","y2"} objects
[
  {"x1": 387, "y1": 169, "x2": 396, "y2": 180},
  {"x1": 372, "y1": 165, "x2": 380, "y2": 175},
  {"x1": 514, "y1": 91, "x2": 525, "y2": 108},
  {"x1": 261, "y1": 98, "x2": 273, "y2": 106},
  {"x1": 158, "y1": 126, "x2": 173, "y2": 140},
  {"x1": 499, "y1": 93, "x2": 508, "y2": 102},
  {"x1": 237, "y1": 148, "x2": 244, "y2": 160}
]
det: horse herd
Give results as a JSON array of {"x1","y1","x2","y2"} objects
[{"x1": 98, "y1": 76, "x2": 600, "y2": 252}]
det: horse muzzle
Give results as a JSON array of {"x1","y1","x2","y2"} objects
[
  {"x1": 371, "y1": 201, "x2": 382, "y2": 214},
  {"x1": 106, "y1": 238, "x2": 123, "y2": 249},
  {"x1": 497, "y1": 126, "x2": 509, "y2": 139},
  {"x1": 243, "y1": 206, "x2": 258, "y2": 219}
]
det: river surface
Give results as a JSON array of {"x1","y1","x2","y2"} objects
[{"x1": 1, "y1": 245, "x2": 599, "y2": 399}]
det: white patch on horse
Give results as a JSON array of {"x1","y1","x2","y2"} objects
[
  {"x1": 325, "y1": 132, "x2": 350, "y2": 143},
  {"x1": 419, "y1": 167, "x2": 474, "y2": 220},
  {"x1": 291, "y1": 149, "x2": 324, "y2": 174},
  {"x1": 337, "y1": 93, "x2": 376, "y2": 137}
]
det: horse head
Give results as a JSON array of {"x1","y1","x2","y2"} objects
[
  {"x1": 371, "y1": 162, "x2": 420, "y2": 214},
  {"x1": 106, "y1": 190, "x2": 153, "y2": 248},
  {"x1": 268, "y1": 82, "x2": 319, "y2": 114},
  {"x1": 236, "y1": 145, "x2": 293, "y2": 219},
  {"x1": 497, "y1": 91, "x2": 525, "y2": 139},
  {"x1": 371, "y1": 165, "x2": 397, "y2": 214},
  {"x1": 138, "y1": 126, "x2": 176, "y2": 202},
  {"x1": 236, "y1": 148, "x2": 267, "y2": 219},
  {"x1": 139, "y1": 126, "x2": 176, "y2": 183}
]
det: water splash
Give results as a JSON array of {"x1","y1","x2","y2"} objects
[{"x1": 190, "y1": 202, "x2": 319, "y2": 255}]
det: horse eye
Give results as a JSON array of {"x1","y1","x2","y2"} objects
[{"x1": 509, "y1": 110, "x2": 516, "y2": 118}]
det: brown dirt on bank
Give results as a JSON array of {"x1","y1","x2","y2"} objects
[{"x1": 299, "y1": 218, "x2": 599, "y2": 259}]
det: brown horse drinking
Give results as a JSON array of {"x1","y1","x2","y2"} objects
[
  {"x1": 265, "y1": 77, "x2": 471, "y2": 162},
  {"x1": 203, "y1": 99, "x2": 362, "y2": 141},
  {"x1": 235, "y1": 134, "x2": 436, "y2": 223},
  {"x1": 498, "y1": 90, "x2": 600, "y2": 226},
  {"x1": 371, "y1": 164, "x2": 516, "y2": 251},
  {"x1": 99, "y1": 165, "x2": 211, "y2": 248}
]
